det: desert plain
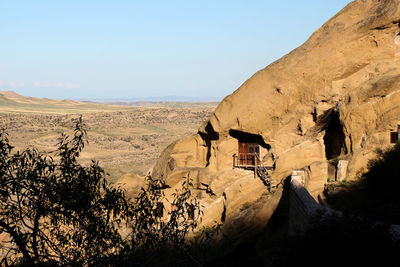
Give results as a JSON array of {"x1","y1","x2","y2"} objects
[{"x1": 0, "y1": 91, "x2": 216, "y2": 183}]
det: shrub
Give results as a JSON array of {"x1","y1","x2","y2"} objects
[
  {"x1": 0, "y1": 117, "x2": 128, "y2": 266},
  {"x1": 0, "y1": 118, "x2": 202, "y2": 266}
]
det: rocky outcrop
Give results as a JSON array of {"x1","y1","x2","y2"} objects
[{"x1": 152, "y1": 0, "x2": 400, "y2": 227}]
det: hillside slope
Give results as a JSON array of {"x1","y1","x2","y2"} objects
[
  {"x1": 0, "y1": 90, "x2": 134, "y2": 114},
  {"x1": 0, "y1": 91, "x2": 215, "y2": 181},
  {"x1": 152, "y1": 0, "x2": 400, "y2": 231}
]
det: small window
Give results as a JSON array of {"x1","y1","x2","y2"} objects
[
  {"x1": 248, "y1": 143, "x2": 259, "y2": 154},
  {"x1": 390, "y1": 132, "x2": 398, "y2": 144}
]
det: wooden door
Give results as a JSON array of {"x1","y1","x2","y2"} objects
[
  {"x1": 238, "y1": 142, "x2": 248, "y2": 165},
  {"x1": 238, "y1": 142, "x2": 260, "y2": 166}
]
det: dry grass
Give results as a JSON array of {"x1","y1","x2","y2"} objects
[{"x1": 0, "y1": 94, "x2": 215, "y2": 183}]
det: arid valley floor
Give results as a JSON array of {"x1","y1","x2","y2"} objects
[{"x1": 0, "y1": 91, "x2": 216, "y2": 183}]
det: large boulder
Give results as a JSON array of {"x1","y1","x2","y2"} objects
[{"x1": 152, "y1": 0, "x2": 400, "y2": 227}]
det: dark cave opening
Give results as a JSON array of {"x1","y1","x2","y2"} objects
[
  {"x1": 323, "y1": 109, "x2": 347, "y2": 160},
  {"x1": 229, "y1": 129, "x2": 271, "y2": 150},
  {"x1": 199, "y1": 122, "x2": 219, "y2": 166}
]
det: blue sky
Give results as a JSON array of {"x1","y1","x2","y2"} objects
[{"x1": 0, "y1": 0, "x2": 352, "y2": 100}]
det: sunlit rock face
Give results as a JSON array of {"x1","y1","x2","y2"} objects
[{"x1": 152, "y1": 0, "x2": 400, "y2": 228}]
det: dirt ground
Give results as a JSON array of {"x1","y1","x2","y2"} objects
[{"x1": 0, "y1": 105, "x2": 215, "y2": 183}]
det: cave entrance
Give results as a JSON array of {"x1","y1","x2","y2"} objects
[
  {"x1": 323, "y1": 109, "x2": 347, "y2": 160},
  {"x1": 238, "y1": 142, "x2": 260, "y2": 166},
  {"x1": 199, "y1": 122, "x2": 219, "y2": 167},
  {"x1": 230, "y1": 130, "x2": 274, "y2": 190},
  {"x1": 229, "y1": 130, "x2": 272, "y2": 168},
  {"x1": 390, "y1": 125, "x2": 400, "y2": 144}
]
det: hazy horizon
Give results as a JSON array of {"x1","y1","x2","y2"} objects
[
  {"x1": 0, "y1": 0, "x2": 352, "y2": 100},
  {"x1": 0, "y1": 89, "x2": 222, "y2": 102}
]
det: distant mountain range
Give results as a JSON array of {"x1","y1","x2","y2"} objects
[
  {"x1": 79, "y1": 95, "x2": 222, "y2": 103},
  {"x1": 0, "y1": 90, "x2": 222, "y2": 104},
  {"x1": 0, "y1": 90, "x2": 219, "y2": 113}
]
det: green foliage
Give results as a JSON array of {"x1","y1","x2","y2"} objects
[
  {"x1": 0, "y1": 117, "x2": 128, "y2": 266},
  {"x1": 126, "y1": 175, "x2": 202, "y2": 265},
  {"x1": 192, "y1": 224, "x2": 222, "y2": 246},
  {"x1": 241, "y1": 202, "x2": 252, "y2": 211},
  {"x1": 0, "y1": 118, "x2": 203, "y2": 266}
]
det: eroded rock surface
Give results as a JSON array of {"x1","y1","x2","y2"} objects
[{"x1": 152, "y1": 0, "x2": 400, "y2": 228}]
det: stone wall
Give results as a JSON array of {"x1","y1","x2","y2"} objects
[
  {"x1": 288, "y1": 176, "x2": 327, "y2": 235},
  {"x1": 288, "y1": 175, "x2": 400, "y2": 238}
]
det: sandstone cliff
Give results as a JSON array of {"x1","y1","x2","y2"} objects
[{"x1": 152, "y1": 0, "x2": 400, "y2": 228}]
